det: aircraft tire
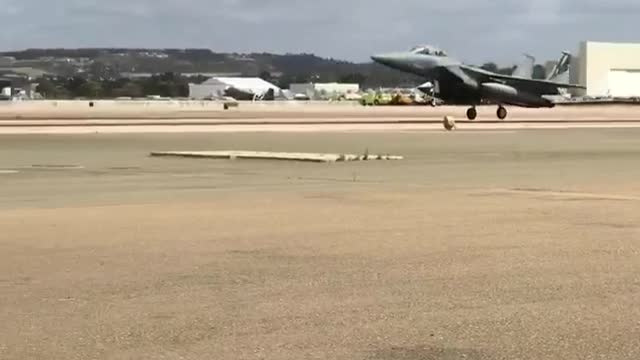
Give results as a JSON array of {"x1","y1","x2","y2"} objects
[
  {"x1": 497, "y1": 106, "x2": 507, "y2": 120},
  {"x1": 466, "y1": 107, "x2": 477, "y2": 120}
]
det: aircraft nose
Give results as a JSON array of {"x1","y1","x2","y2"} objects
[
  {"x1": 371, "y1": 52, "x2": 415, "y2": 72},
  {"x1": 371, "y1": 53, "x2": 400, "y2": 66}
]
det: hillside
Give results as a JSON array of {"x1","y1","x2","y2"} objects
[{"x1": 0, "y1": 48, "x2": 422, "y2": 88}]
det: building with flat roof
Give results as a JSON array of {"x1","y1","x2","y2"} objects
[
  {"x1": 571, "y1": 41, "x2": 640, "y2": 97},
  {"x1": 289, "y1": 83, "x2": 360, "y2": 99}
]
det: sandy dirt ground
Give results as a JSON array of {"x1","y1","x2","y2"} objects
[{"x1": 1, "y1": 130, "x2": 640, "y2": 359}]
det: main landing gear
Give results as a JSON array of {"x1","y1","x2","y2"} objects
[
  {"x1": 497, "y1": 106, "x2": 507, "y2": 120},
  {"x1": 466, "y1": 107, "x2": 477, "y2": 120},
  {"x1": 465, "y1": 106, "x2": 509, "y2": 120}
]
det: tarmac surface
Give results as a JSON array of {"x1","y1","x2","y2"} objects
[
  {"x1": 2, "y1": 126, "x2": 640, "y2": 360},
  {"x1": 2, "y1": 102, "x2": 640, "y2": 134}
]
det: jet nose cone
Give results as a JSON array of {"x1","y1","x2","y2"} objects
[
  {"x1": 371, "y1": 53, "x2": 395, "y2": 65},
  {"x1": 371, "y1": 52, "x2": 413, "y2": 71}
]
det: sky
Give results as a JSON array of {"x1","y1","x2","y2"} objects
[{"x1": 1, "y1": 0, "x2": 639, "y2": 65}]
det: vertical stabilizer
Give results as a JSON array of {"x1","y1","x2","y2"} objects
[{"x1": 512, "y1": 53, "x2": 536, "y2": 78}]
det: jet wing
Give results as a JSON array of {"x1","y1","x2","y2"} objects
[
  {"x1": 460, "y1": 64, "x2": 584, "y2": 95},
  {"x1": 442, "y1": 64, "x2": 479, "y2": 88},
  {"x1": 489, "y1": 73, "x2": 585, "y2": 89}
]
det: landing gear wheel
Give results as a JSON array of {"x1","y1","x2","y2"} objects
[
  {"x1": 466, "y1": 107, "x2": 477, "y2": 120},
  {"x1": 497, "y1": 106, "x2": 507, "y2": 120}
]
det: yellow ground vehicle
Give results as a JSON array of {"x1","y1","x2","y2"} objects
[{"x1": 360, "y1": 92, "x2": 393, "y2": 106}]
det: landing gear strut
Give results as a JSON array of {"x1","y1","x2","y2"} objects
[
  {"x1": 466, "y1": 107, "x2": 477, "y2": 120},
  {"x1": 497, "y1": 106, "x2": 508, "y2": 120}
]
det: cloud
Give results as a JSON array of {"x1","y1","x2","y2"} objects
[{"x1": 0, "y1": 0, "x2": 638, "y2": 64}]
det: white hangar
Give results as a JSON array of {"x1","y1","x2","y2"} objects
[{"x1": 572, "y1": 41, "x2": 640, "y2": 97}]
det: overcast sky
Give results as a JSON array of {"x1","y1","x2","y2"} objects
[{"x1": 1, "y1": 0, "x2": 639, "y2": 64}]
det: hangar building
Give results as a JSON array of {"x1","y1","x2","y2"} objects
[
  {"x1": 572, "y1": 41, "x2": 640, "y2": 97},
  {"x1": 189, "y1": 77, "x2": 282, "y2": 100},
  {"x1": 289, "y1": 83, "x2": 360, "y2": 99}
]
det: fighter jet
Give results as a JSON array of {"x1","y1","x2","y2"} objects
[{"x1": 371, "y1": 45, "x2": 584, "y2": 120}]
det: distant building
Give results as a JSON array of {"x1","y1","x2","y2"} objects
[
  {"x1": 0, "y1": 78, "x2": 11, "y2": 100},
  {"x1": 119, "y1": 72, "x2": 246, "y2": 80},
  {"x1": 181, "y1": 72, "x2": 243, "y2": 78},
  {"x1": 289, "y1": 82, "x2": 360, "y2": 99},
  {"x1": 571, "y1": 41, "x2": 640, "y2": 97},
  {"x1": 189, "y1": 77, "x2": 282, "y2": 100},
  {"x1": 119, "y1": 72, "x2": 156, "y2": 79},
  {"x1": 0, "y1": 56, "x2": 15, "y2": 67},
  {"x1": 0, "y1": 67, "x2": 50, "y2": 80}
]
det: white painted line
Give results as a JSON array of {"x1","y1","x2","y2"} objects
[
  {"x1": 479, "y1": 188, "x2": 640, "y2": 201},
  {"x1": 29, "y1": 165, "x2": 85, "y2": 170}
]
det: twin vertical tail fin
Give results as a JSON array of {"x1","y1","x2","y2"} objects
[
  {"x1": 547, "y1": 51, "x2": 571, "y2": 82},
  {"x1": 512, "y1": 53, "x2": 536, "y2": 78}
]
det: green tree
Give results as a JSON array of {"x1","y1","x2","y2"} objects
[
  {"x1": 89, "y1": 60, "x2": 118, "y2": 80},
  {"x1": 35, "y1": 77, "x2": 58, "y2": 98},
  {"x1": 259, "y1": 70, "x2": 272, "y2": 82},
  {"x1": 78, "y1": 81, "x2": 102, "y2": 98},
  {"x1": 338, "y1": 73, "x2": 367, "y2": 85},
  {"x1": 113, "y1": 82, "x2": 144, "y2": 98},
  {"x1": 277, "y1": 73, "x2": 315, "y2": 89},
  {"x1": 158, "y1": 72, "x2": 178, "y2": 82},
  {"x1": 65, "y1": 76, "x2": 88, "y2": 97}
]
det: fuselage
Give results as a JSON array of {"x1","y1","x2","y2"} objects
[
  {"x1": 371, "y1": 49, "x2": 555, "y2": 108},
  {"x1": 371, "y1": 52, "x2": 447, "y2": 78}
]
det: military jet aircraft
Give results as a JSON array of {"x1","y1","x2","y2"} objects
[{"x1": 371, "y1": 45, "x2": 584, "y2": 120}]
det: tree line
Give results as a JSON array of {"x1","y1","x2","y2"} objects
[
  {"x1": 33, "y1": 71, "x2": 402, "y2": 99},
  {"x1": 35, "y1": 72, "x2": 202, "y2": 99},
  {"x1": 34, "y1": 64, "x2": 548, "y2": 99}
]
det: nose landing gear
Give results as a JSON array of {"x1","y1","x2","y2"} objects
[{"x1": 497, "y1": 106, "x2": 507, "y2": 120}]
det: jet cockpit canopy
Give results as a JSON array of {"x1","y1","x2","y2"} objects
[{"x1": 410, "y1": 45, "x2": 447, "y2": 57}]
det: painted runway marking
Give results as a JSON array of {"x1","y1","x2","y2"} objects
[
  {"x1": 478, "y1": 188, "x2": 640, "y2": 201},
  {"x1": 29, "y1": 165, "x2": 85, "y2": 170}
]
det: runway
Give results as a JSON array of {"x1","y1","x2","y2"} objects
[
  {"x1": 2, "y1": 109, "x2": 640, "y2": 359},
  {"x1": 2, "y1": 102, "x2": 640, "y2": 134}
]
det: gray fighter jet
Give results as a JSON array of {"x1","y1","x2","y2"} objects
[{"x1": 371, "y1": 45, "x2": 584, "y2": 120}]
